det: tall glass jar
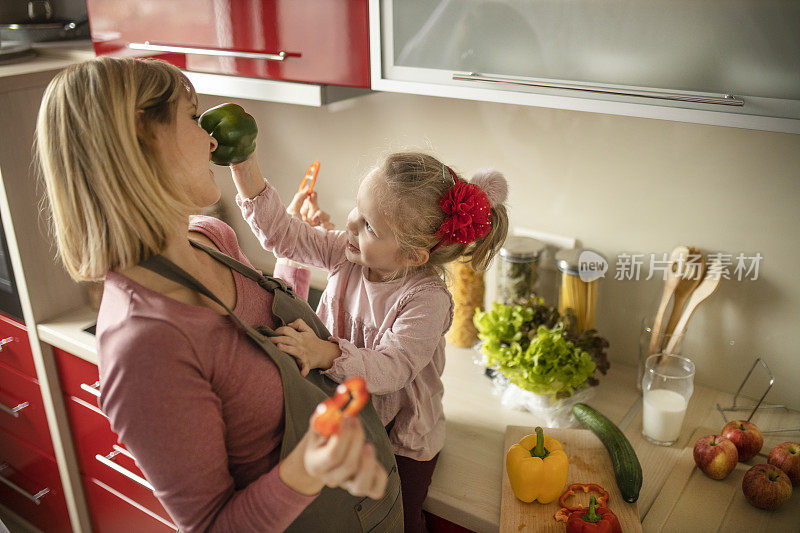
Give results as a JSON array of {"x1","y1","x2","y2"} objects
[
  {"x1": 496, "y1": 236, "x2": 545, "y2": 303},
  {"x1": 555, "y1": 248, "x2": 604, "y2": 331}
]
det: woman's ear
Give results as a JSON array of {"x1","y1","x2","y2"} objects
[
  {"x1": 134, "y1": 109, "x2": 149, "y2": 141},
  {"x1": 403, "y1": 248, "x2": 430, "y2": 268}
]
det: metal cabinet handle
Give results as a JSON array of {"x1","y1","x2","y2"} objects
[
  {"x1": 0, "y1": 463, "x2": 50, "y2": 504},
  {"x1": 96, "y1": 445, "x2": 154, "y2": 491},
  {"x1": 0, "y1": 336, "x2": 15, "y2": 351},
  {"x1": 0, "y1": 401, "x2": 29, "y2": 418},
  {"x1": 129, "y1": 41, "x2": 288, "y2": 62},
  {"x1": 452, "y1": 72, "x2": 744, "y2": 106},
  {"x1": 80, "y1": 380, "x2": 101, "y2": 398}
]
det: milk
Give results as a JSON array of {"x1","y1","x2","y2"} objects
[{"x1": 642, "y1": 389, "x2": 687, "y2": 444}]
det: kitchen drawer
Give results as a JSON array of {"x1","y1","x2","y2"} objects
[
  {"x1": 0, "y1": 364, "x2": 54, "y2": 457},
  {"x1": 0, "y1": 429, "x2": 71, "y2": 533},
  {"x1": 0, "y1": 313, "x2": 36, "y2": 380},
  {"x1": 64, "y1": 395, "x2": 174, "y2": 526},
  {"x1": 53, "y1": 346, "x2": 102, "y2": 408},
  {"x1": 87, "y1": 0, "x2": 370, "y2": 87},
  {"x1": 83, "y1": 476, "x2": 176, "y2": 532}
]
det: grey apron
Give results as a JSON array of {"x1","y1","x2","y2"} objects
[{"x1": 139, "y1": 240, "x2": 403, "y2": 532}]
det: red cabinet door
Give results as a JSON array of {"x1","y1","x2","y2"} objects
[
  {"x1": 83, "y1": 476, "x2": 176, "y2": 532},
  {"x1": 0, "y1": 364, "x2": 54, "y2": 457},
  {"x1": 0, "y1": 429, "x2": 71, "y2": 533},
  {"x1": 0, "y1": 313, "x2": 36, "y2": 380},
  {"x1": 86, "y1": 0, "x2": 370, "y2": 87},
  {"x1": 53, "y1": 346, "x2": 102, "y2": 408}
]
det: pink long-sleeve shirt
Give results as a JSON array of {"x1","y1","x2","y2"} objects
[
  {"x1": 240, "y1": 181, "x2": 454, "y2": 461},
  {"x1": 97, "y1": 216, "x2": 316, "y2": 532}
]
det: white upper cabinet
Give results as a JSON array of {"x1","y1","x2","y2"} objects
[{"x1": 370, "y1": 0, "x2": 800, "y2": 133}]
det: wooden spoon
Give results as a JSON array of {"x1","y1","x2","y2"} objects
[
  {"x1": 663, "y1": 259, "x2": 724, "y2": 354},
  {"x1": 648, "y1": 246, "x2": 690, "y2": 355},
  {"x1": 661, "y1": 246, "x2": 706, "y2": 351}
]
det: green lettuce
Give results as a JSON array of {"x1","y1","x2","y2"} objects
[{"x1": 474, "y1": 302, "x2": 598, "y2": 399}]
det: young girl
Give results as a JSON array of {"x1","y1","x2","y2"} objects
[{"x1": 230, "y1": 152, "x2": 509, "y2": 531}]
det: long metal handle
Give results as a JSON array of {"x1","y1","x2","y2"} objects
[
  {"x1": 0, "y1": 463, "x2": 50, "y2": 504},
  {"x1": 80, "y1": 380, "x2": 101, "y2": 398},
  {"x1": 0, "y1": 336, "x2": 15, "y2": 351},
  {"x1": 0, "y1": 401, "x2": 29, "y2": 418},
  {"x1": 129, "y1": 42, "x2": 287, "y2": 62},
  {"x1": 452, "y1": 72, "x2": 744, "y2": 106},
  {"x1": 96, "y1": 446, "x2": 154, "y2": 491}
]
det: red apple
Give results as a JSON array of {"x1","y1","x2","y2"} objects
[
  {"x1": 768, "y1": 442, "x2": 800, "y2": 486},
  {"x1": 722, "y1": 420, "x2": 763, "y2": 462},
  {"x1": 693, "y1": 435, "x2": 738, "y2": 479},
  {"x1": 742, "y1": 464, "x2": 792, "y2": 510}
]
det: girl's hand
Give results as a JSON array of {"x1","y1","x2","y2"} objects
[
  {"x1": 274, "y1": 319, "x2": 342, "y2": 376},
  {"x1": 279, "y1": 417, "x2": 388, "y2": 500},
  {"x1": 287, "y1": 189, "x2": 334, "y2": 230}
]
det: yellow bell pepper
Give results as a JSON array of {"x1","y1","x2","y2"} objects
[{"x1": 506, "y1": 426, "x2": 569, "y2": 503}]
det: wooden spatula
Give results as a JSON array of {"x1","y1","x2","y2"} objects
[
  {"x1": 663, "y1": 259, "x2": 723, "y2": 354},
  {"x1": 661, "y1": 246, "x2": 705, "y2": 351},
  {"x1": 648, "y1": 246, "x2": 689, "y2": 355}
]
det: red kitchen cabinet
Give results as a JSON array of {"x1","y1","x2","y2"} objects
[
  {"x1": 0, "y1": 429, "x2": 71, "y2": 533},
  {"x1": 0, "y1": 364, "x2": 55, "y2": 457},
  {"x1": 83, "y1": 476, "x2": 176, "y2": 533},
  {"x1": 0, "y1": 312, "x2": 37, "y2": 380},
  {"x1": 86, "y1": 0, "x2": 371, "y2": 87},
  {"x1": 53, "y1": 346, "x2": 103, "y2": 408}
]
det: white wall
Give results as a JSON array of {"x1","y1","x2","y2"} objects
[{"x1": 202, "y1": 90, "x2": 800, "y2": 412}]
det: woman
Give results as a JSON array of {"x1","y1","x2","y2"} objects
[{"x1": 36, "y1": 56, "x2": 391, "y2": 532}]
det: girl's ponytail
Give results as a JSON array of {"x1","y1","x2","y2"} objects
[{"x1": 460, "y1": 170, "x2": 509, "y2": 271}]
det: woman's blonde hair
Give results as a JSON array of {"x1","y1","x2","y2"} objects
[
  {"x1": 35, "y1": 56, "x2": 198, "y2": 281},
  {"x1": 376, "y1": 152, "x2": 509, "y2": 279}
]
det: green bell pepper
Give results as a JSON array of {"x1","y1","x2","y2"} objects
[{"x1": 199, "y1": 103, "x2": 258, "y2": 165}]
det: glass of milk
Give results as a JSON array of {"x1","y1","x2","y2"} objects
[{"x1": 641, "y1": 353, "x2": 695, "y2": 446}]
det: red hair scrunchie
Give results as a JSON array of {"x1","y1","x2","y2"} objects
[{"x1": 430, "y1": 171, "x2": 492, "y2": 253}]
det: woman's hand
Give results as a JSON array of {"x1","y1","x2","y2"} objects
[
  {"x1": 287, "y1": 188, "x2": 334, "y2": 230},
  {"x1": 279, "y1": 417, "x2": 388, "y2": 500},
  {"x1": 273, "y1": 319, "x2": 341, "y2": 376}
]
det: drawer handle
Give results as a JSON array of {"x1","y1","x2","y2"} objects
[
  {"x1": 452, "y1": 72, "x2": 745, "y2": 106},
  {"x1": 0, "y1": 336, "x2": 15, "y2": 351},
  {"x1": 129, "y1": 41, "x2": 288, "y2": 62},
  {"x1": 96, "y1": 445, "x2": 154, "y2": 491},
  {"x1": 0, "y1": 463, "x2": 50, "y2": 505},
  {"x1": 80, "y1": 380, "x2": 101, "y2": 398},
  {"x1": 0, "y1": 401, "x2": 29, "y2": 418}
]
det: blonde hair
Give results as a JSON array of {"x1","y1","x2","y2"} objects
[
  {"x1": 377, "y1": 152, "x2": 509, "y2": 279},
  {"x1": 35, "y1": 57, "x2": 198, "y2": 281}
]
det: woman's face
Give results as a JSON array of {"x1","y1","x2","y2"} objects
[{"x1": 152, "y1": 96, "x2": 221, "y2": 209}]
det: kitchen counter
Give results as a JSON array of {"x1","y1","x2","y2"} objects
[
  {"x1": 37, "y1": 305, "x2": 800, "y2": 532},
  {"x1": 0, "y1": 40, "x2": 95, "y2": 93}
]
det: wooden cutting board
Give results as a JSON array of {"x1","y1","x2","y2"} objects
[
  {"x1": 500, "y1": 425, "x2": 642, "y2": 532},
  {"x1": 643, "y1": 426, "x2": 800, "y2": 532}
]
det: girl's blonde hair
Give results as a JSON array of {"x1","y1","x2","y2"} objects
[
  {"x1": 35, "y1": 57, "x2": 198, "y2": 282},
  {"x1": 377, "y1": 152, "x2": 509, "y2": 278}
]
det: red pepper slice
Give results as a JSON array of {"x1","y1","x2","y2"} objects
[
  {"x1": 298, "y1": 160, "x2": 320, "y2": 194},
  {"x1": 311, "y1": 377, "x2": 369, "y2": 437},
  {"x1": 558, "y1": 483, "x2": 610, "y2": 512}
]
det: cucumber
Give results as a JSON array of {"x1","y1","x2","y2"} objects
[{"x1": 572, "y1": 403, "x2": 642, "y2": 503}]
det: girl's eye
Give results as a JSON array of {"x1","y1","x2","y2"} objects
[{"x1": 365, "y1": 221, "x2": 375, "y2": 234}]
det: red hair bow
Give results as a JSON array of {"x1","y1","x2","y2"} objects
[{"x1": 431, "y1": 180, "x2": 492, "y2": 252}]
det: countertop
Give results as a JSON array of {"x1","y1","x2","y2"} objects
[
  {"x1": 40, "y1": 304, "x2": 800, "y2": 532},
  {"x1": 0, "y1": 39, "x2": 94, "y2": 93}
]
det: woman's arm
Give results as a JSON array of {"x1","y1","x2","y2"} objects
[
  {"x1": 99, "y1": 318, "x2": 384, "y2": 532},
  {"x1": 231, "y1": 157, "x2": 348, "y2": 272}
]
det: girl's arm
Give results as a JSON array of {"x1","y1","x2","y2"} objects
[
  {"x1": 230, "y1": 157, "x2": 347, "y2": 272},
  {"x1": 324, "y1": 286, "x2": 454, "y2": 395}
]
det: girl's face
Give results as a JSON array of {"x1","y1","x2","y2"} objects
[
  {"x1": 345, "y1": 171, "x2": 408, "y2": 281},
  {"x1": 152, "y1": 96, "x2": 220, "y2": 209}
]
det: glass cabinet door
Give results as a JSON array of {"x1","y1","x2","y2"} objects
[{"x1": 376, "y1": 0, "x2": 800, "y2": 132}]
